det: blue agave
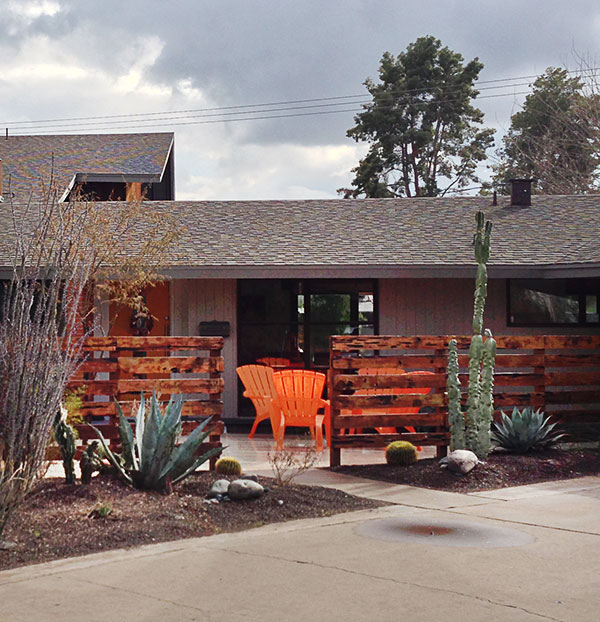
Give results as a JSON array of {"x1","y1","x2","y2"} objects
[
  {"x1": 91, "y1": 392, "x2": 222, "y2": 492},
  {"x1": 491, "y1": 407, "x2": 565, "y2": 453}
]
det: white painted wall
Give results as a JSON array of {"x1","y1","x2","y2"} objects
[{"x1": 170, "y1": 279, "x2": 237, "y2": 419}]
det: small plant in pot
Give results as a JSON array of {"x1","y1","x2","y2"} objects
[{"x1": 90, "y1": 392, "x2": 223, "y2": 493}]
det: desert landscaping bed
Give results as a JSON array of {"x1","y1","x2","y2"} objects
[
  {"x1": 332, "y1": 447, "x2": 600, "y2": 493},
  {"x1": 0, "y1": 471, "x2": 384, "y2": 572}
]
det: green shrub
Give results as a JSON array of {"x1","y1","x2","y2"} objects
[
  {"x1": 491, "y1": 407, "x2": 565, "y2": 453},
  {"x1": 385, "y1": 441, "x2": 418, "y2": 466},
  {"x1": 215, "y1": 457, "x2": 242, "y2": 476},
  {"x1": 91, "y1": 392, "x2": 223, "y2": 492}
]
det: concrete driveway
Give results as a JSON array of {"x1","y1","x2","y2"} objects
[{"x1": 1, "y1": 472, "x2": 599, "y2": 622}]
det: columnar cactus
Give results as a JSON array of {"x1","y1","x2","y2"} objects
[
  {"x1": 447, "y1": 211, "x2": 496, "y2": 460},
  {"x1": 446, "y1": 339, "x2": 465, "y2": 451},
  {"x1": 475, "y1": 329, "x2": 497, "y2": 458},
  {"x1": 53, "y1": 406, "x2": 77, "y2": 485}
]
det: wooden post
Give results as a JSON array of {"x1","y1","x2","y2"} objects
[
  {"x1": 208, "y1": 346, "x2": 222, "y2": 470},
  {"x1": 534, "y1": 342, "x2": 546, "y2": 413},
  {"x1": 328, "y1": 340, "x2": 341, "y2": 467}
]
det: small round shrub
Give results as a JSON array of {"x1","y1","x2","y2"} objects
[
  {"x1": 385, "y1": 441, "x2": 418, "y2": 466},
  {"x1": 215, "y1": 456, "x2": 243, "y2": 476}
]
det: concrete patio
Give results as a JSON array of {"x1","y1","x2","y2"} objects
[{"x1": 5, "y1": 433, "x2": 600, "y2": 621}]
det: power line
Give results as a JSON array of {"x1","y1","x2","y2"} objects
[
  {"x1": 9, "y1": 90, "x2": 534, "y2": 135},
  {"x1": 4, "y1": 65, "x2": 599, "y2": 131}
]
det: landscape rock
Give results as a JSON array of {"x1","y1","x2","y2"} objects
[
  {"x1": 207, "y1": 479, "x2": 230, "y2": 498},
  {"x1": 240, "y1": 474, "x2": 259, "y2": 482},
  {"x1": 228, "y1": 479, "x2": 264, "y2": 500},
  {"x1": 441, "y1": 450, "x2": 482, "y2": 475}
]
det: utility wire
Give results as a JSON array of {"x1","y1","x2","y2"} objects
[
  {"x1": 9, "y1": 90, "x2": 534, "y2": 135},
  {"x1": 3, "y1": 65, "x2": 600, "y2": 130}
]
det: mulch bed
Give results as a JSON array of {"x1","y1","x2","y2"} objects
[
  {"x1": 2, "y1": 448, "x2": 600, "y2": 572},
  {"x1": 331, "y1": 448, "x2": 600, "y2": 493},
  {"x1": 0, "y1": 471, "x2": 383, "y2": 572}
]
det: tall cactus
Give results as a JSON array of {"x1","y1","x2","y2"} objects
[
  {"x1": 476, "y1": 329, "x2": 497, "y2": 458},
  {"x1": 447, "y1": 210, "x2": 496, "y2": 460},
  {"x1": 447, "y1": 339, "x2": 465, "y2": 451}
]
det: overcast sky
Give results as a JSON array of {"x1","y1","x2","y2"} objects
[{"x1": 1, "y1": 0, "x2": 600, "y2": 200}]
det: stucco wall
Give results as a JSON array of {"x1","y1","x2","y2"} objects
[{"x1": 170, "y1": 279, "x2": 237, "y2": 419}]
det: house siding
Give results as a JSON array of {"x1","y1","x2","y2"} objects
[
  {"x1": 379, "y1": 278, "x2": 600, "y2": 336},
  {"x1": 170, "y1": 279, "x2": 237, "y2": 419},
  {"x1": 170, "y1": 276, "x2": 599, "y2": 419}
]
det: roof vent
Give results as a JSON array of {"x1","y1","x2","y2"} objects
[{"x1": 509, "y1": 178, "x2": 533, "y2": 206}]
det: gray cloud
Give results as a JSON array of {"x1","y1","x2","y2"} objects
[{"x1": 1, "y1": 0, "x2": 600, "y2": 197}]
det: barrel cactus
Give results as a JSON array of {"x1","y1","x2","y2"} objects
[
  {"x1": 215, "y1": 457, "x2": 243, "y2": 476},
  {"x1": 385, "y1": 441, "x2": 418, "y2": 466},
  {"x1": 90, "y1": 392, "x2": 223, "y2": 492}
]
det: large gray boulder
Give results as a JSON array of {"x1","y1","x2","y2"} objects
[
  {"x1": 228, "y1": 479, "x2": 264, "y2": 500},
  {"x1": 441, "y1": 449, "x2": 482, "y2": 475}
]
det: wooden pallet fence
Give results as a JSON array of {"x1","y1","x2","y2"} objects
[
  {"x1": 328, "y1": 334, "x2": 600, "y2": 466},
  {"x1": 69, "y1": 336, "x2": 225, "y2": 466}
]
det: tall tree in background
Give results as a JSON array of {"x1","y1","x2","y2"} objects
[
  {"x1": 341, "y1": 36, "x2": 494, "y2": 198},
  {"x1": 493, "y1": 67, "x2": 600, "y2": 194}
]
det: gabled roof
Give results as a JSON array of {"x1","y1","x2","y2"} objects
[
  {"x1": 0, "y1": 133, "x2": 173, "y2": 203},
  {"x1": 88, "y1": 194, "x2": 598, "y2": 278}
]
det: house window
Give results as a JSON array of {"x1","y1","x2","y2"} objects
[
  {"x1": 237, "y1": 279, "x2": 377, "y2": 370},
  {"x1": 508, "y1": 278, "x2": 600, "y2": 326}
]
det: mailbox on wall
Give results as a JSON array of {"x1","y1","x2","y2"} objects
[{"x1": 198, "y1": 320, "x2": 231, "y2": 337}]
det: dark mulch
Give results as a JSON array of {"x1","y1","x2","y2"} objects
[
  {"x1": 0, "y1": 472, "x2": 384, "y2": 572},
  {"x1": 331, "y1": 447, "x2": 600, "y2": 493}
]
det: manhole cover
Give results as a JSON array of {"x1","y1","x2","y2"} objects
[{"x1": 357, "y1": 515, "x2": 534, "y2": 548}]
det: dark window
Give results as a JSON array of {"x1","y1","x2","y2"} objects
[
  {"x1": 508, "y1": 278, "x2": 600, "y2": 326},
  {"x1": 237, "y1": 279, "x2": 376, "y2": 369}
]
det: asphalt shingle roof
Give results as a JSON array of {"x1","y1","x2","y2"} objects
[
  {"x1": 84, "y1": 195, "x2": 599, "y2": 269},
  {"x1": 1, "y1": 185, "x2": 598, "y2": 272},
  {"x1": 0, "y1": 133, "x2": 173, "y2": 203}
]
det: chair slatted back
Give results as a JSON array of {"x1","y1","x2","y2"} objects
[{"x1": 273, "y1": 370, "x2": 326, "y2": 425}]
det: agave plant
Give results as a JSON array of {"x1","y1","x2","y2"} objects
[
  {"x1": 491, "y1": 407, "x2": 566, "y2": 453},
  {"x1": 90, "y1": 392, "x2": 223, "y2": 492}
]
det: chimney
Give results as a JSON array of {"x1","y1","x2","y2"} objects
[{"x1": 509, "y1": 178, "x2": 533, "y2": 206}]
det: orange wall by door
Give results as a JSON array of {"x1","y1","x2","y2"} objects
[{"x1": 109, "y1": 282, "x2": 170, "y2": 337}]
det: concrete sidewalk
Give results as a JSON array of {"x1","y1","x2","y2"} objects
[{"x1": 1, "y1": 472, "x2": 600, "y2": 622}]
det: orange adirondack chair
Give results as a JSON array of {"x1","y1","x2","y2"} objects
[
  {"x1": 236, "y1": 364, "x2": 282, "y2": 442},
  {"x1": 272, "y1": 369, "x2": 331, "y2": 451}
]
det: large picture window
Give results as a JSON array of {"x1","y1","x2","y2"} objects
[
  {"x1": 508, "y1": 278, "x2": 600, "y2": 326},
  {"x1": 237, "y1": 279, "x2": 376, "y2": 370}
]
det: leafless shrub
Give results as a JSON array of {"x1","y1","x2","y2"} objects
[
  {"x1": 267, "y1": 442, "x2": 319, "y2": 486},
  {"x1": 0, "y1": 179, "x2": 178, "y2": 539}
]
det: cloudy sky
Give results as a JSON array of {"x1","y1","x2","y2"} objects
[{"x1": 1, "y1": 0, "x2": 600, "y2": 199}]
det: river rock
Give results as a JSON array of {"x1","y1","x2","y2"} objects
[
  {"x1": 441, "y1": 449, "x2": 481, "y2": 475},
  {"x1": 240, "y1": 474, "x2": 259, "y2": 482},
  {"x1": 228, "y1": 479, "x2": 264, "y2": 500},
  {"x1": 207, "y1": 479, "x2": 231, "y2": 498}
]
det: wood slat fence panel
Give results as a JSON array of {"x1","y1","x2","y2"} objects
[
  {"x1": 328, "y1": 334, "x2": 600, "y2": 466},
  {"x1": 68, "y1": 335, "x2": 224, "y2": 468}
]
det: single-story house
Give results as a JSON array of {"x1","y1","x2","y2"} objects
[{"x1": 1, "y1": 132, "x2": 599, "y2": 423}]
